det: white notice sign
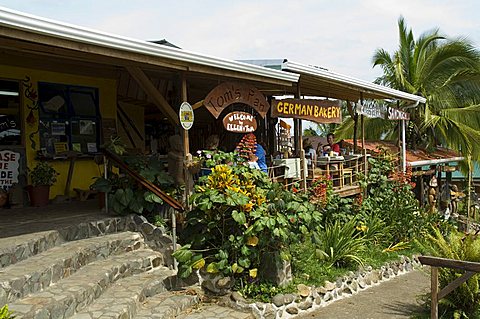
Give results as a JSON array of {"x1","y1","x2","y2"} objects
[{"x1": 0, "y1": 150, "x2": 20, "y2": 190}]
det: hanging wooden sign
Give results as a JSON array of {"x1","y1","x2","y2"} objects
[
  {"x1": 271, "y1": 98, "x2": 342, "y2": 124},
  {"x1": 223, "y1": 111, "x2": 257, "y2": 133},
  {"x1": 204, "y1": 82, "x2": 270, "y2": 119},
  {"x1": 356, "y1": 101, "x2": 410, "y2": 121}
]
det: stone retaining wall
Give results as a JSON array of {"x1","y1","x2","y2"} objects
[{"x1": 228, "y1": 255, "x2": 421, "y2": 319}]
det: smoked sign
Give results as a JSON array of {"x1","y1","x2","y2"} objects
[
  {"x1": 223, "y1": 111, "x2": 257, "y2": 133},
  {"x1": 0, "y1": 150, "x2": 20, "y2": 190},
  {"x1": 271, "y1": 99, "x2": 342, "y2": 124}
]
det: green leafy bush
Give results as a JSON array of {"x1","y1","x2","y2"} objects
[
  {"x1": 174, "y1": 151, "x2": 323, "y2": 281},
  {"x1": 91, "y1": 155, "x2": 177, "y2": 215},
  {"x1": 359, "y1": 155, "x2": 425, "y2": 244}
]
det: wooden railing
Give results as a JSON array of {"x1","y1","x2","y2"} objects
[
  {"x1": 418, "y1": 256, "x2": 480, "y2": 319},
  {"x1": 102, "y1": 149, "x2": 184, "y2": 212}
]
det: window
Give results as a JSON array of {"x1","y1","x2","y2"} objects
[
  {"x1": 38, "y1": 83, "x2": 100, "y2": 155},
  {"x1": 0, "y1": 79, "x2": 21, "y2": 145}
]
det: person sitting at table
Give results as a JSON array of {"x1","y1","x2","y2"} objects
[
  {"x1": 304, "y1": 139, "x2": 316, "y2": 167},
  {"x1": 319, "y1": 133, "x2": 340, "y2": 155}
]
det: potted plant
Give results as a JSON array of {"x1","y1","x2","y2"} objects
[{"x1": 27, "y1": 162, "x2": 58, "y2": 206}]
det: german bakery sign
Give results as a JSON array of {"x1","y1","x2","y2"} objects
[{"x1": 223, "y1": 111, "x2": 257, "y2": 133}]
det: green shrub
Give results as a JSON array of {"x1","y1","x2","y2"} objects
[
  {"x1": 91, "y1": 155, "x2": 178, "y2": 215},
  {"x1": 312, "y1": 219, "x2": 366, "y2": 268},
  {"x1": 359, "y1": 155, "x2": 427, "y2": 244}
]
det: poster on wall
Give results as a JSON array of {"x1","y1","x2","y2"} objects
[{"x1": 0, "y1": 150, "x2": 20, "y2": 190}]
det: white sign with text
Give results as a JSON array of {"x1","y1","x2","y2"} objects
[{"x1": 0, "y1": 150, "x2": 20, "y2": 190}]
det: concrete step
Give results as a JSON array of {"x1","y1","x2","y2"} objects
[
  {"x1": 0, "y1": 231, "x2": 144, "y2": 304},
  {"x1": 71, "y1": 266, "x2": 176, "y2": 319},
  {"x1": 0, "y1": 230, "x2": 63, "y2": 269},
  {"x1": 9, "y1": 249, "x2": 164, "y2": 318},
  {"x1": 135, "y1": 292, "x2": 199, "y2": 319}
]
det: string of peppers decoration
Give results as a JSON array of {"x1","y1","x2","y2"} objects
[
  {"x1": 22, "y1": 76, "x2": 40, "y2": 149},
  {"x1": 235, "y1": 133, "x2": 257, "y2": 160}
]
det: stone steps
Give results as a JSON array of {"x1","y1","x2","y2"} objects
[
  {"x1": 71, "y1": 266, "x2": 176, "y2": 319},
  {"x1": 9, "y1": 249, "x2": 164, "y2": 318},
  {"x1": 135, "y1": 292, "x2": 200, "y2": 319},
  {"x1": 0, "y1": 230, "x2": 63, "y2": 268},
  {"x1": 0, "y1": 231, "x2": 144, "y2": 304}
]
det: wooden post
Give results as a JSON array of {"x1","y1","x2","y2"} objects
[
  {"x1": 431, "y1": 266, "x2": 439, "y2": 319},
  {"x1": 295, "y1": 85, "x2": 307, "y2": 191},
  {"x1": 181, "y1": 76, "x2": 190, "y2": 157}
]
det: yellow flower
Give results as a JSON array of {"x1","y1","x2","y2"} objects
[
  {"x1": 243, "y1": 202, "x2": 254, "y2": 212},
  {"x1": 246, "y1": 236, "x2": 259, "y2": 246},
  {"x1": 249, "y1": 268, "x2": 258, "y2": 278}
]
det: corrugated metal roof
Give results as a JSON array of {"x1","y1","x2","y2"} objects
[
  {"x1": 241, "y1": 59, "x2": 426, "y2": 104},
  {"x1": 0, "y1": 7, "x2": 299, "y2": 83}
]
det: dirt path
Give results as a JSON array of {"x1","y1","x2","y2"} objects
[{"x1": 297, "y1": 269, "x2": 430, "y2": 319}]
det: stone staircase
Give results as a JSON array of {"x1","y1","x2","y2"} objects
[{"x1": 0, "y1": 215, "x2": 201, "y2": 319}]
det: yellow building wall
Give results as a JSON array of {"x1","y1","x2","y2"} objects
[{"x1": 1, "y1": 64, "x2": 116, "y2": 199}]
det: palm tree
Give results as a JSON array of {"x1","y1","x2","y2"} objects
[{"x1": 337, "y1": 17, "x2": 480, "y2": 160}]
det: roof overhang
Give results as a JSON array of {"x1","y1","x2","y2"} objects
[
  {"x1": 409, "y1": 157, "x2": 465, "y2": 168},
  {"x1": 0, "y1": 7, "x2": 299, "y2": 86},
  {"x1": 241, "y1": 59, "x2": 426, "y2": 104}
]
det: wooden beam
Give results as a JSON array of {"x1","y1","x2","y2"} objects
[
  {"x1": 418, "y1": 256, "x2": 480, "y2": 273},
  {"x1": 181, "y1": 75, "x2": 190, "y2": 156},
  {"x1": 192, "y1": 99, "x2": 204, "y2": 110},
  {"x1": 438, "y1": 271, "x2": 475, "y2": 300},
  {"x1": 125, "y1": 66, "x2": 179, "y2": 125},
  {"x1": 0, "y1": 32, "x2": 188, "y2": 72}
]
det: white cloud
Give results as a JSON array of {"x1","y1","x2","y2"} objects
[{"x1": 1, "y1": 0, "x2": 479, "y2": 82}]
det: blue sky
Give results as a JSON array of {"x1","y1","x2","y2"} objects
[{"x1": 1, "y1": 0, "x2": 479, "y2": 82}]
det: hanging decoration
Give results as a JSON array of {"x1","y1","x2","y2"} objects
[
  {"x1": 22, "y1": 76, "x2": 40, "y2": 149},
  {"x1": 235, "y1": 133, "x2": 257, "y2": 160}
]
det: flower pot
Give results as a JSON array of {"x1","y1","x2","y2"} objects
[
  {"x1": 98, "y1": 191, "x2": 105, "y2": 209},
  {"x1": 27, "y1": 185, "x2": 50, "y2": 207}
]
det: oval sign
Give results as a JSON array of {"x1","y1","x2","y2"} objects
[
  {"x1": 179, "y1": 102, "x2": 194, "y2": 130},
  {"x1": 223, "y1": 111, "x2": 257, "y2": 133}
]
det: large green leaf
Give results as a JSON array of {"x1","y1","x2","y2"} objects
[{"x1": 232, "y1": 210, "x2": 246, "y2": 225}]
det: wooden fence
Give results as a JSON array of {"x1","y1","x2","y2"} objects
[{"x1": 418, "y1": 256, "x2": 480, "y2": 319}]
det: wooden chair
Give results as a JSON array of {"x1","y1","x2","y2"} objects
[{"x1": 343, "y1": 168, "x2": 354, "y2": 186}]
